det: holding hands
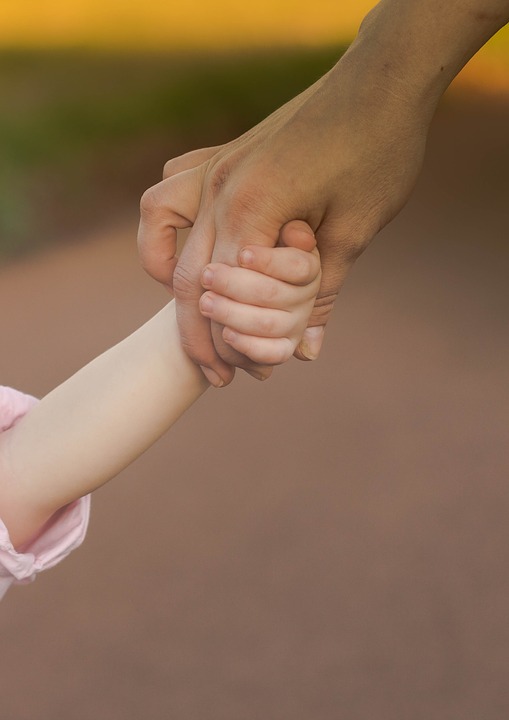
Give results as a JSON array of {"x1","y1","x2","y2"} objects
[
  {"x1": 0, "y1": 233, "x2": 320, "y2": 551},
  {"x1": 139, "y1": 0, "x2": 509, "y2": 386},
  {"x1": 137, "y1": 46, "x2": 428, "y2": 386},
  {"x1": 138, "y1": 0, "x2": 509, "y2": 386},
  {"x1": 198, "y1": 220, "x2": 321, "y2": 381}
]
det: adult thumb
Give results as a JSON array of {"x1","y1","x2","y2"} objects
[{"x1": 295, "y1": 325, "x2": 326, "y2": 361}]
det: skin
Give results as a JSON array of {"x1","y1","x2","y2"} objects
[
  {"x1": 138, "y1": 0, "x2": 509, "y2": 387},
  {"x1": 0, "y1": 239, "x2": 320, "y2": 549}
]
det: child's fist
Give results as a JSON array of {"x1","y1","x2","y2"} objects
[{"x1": 199, "y1": 221, "x2": 321, "y2": 368}]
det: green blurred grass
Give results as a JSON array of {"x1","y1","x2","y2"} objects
[{"x1": 0, "y1": 45, "x2": 345, "y2": 257}]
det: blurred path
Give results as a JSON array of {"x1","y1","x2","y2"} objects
[{"x1": 1, "y1": 96, "x2": 509, "y2": 720}]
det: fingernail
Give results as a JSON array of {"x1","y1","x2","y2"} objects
[
  {"x1": 239, "y1": 249, "x2": 254, "y2": 266},
  {"x1": 246, "y1": 368, "x2": 272, "y2": 381},
  {"x1": 200, "y1": 294, "x2": 213, "y2": 314},
  {"x1": 200, "y1": 366, "x2": 225, "y2": 388},
  {"x1": 299, "y1": 326, "x2": 324, "y2": 360},
  {"x1": 202, "y1": 267, "x2": 214, "y2": 287}
]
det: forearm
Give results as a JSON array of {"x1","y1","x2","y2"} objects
[
  {"x1": 0, "y1": 301, "x2": 208, "y2": 546},
  {"x1": 344, "y1": 0, "x2": 509, "y2": 113}
]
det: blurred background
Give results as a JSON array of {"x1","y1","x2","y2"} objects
[
  {"x1": 1, "y1": 3, "x2": 509, "y2": 719},
  {"x1": 0, "y1": 0, "x2": 508, "y2": 257}
]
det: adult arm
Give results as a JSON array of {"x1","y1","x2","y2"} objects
[{"x1": 138, "y1": 0, "x2": 509, "y2": 387}]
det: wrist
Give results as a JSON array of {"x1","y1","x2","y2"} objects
[
  {"x1": 339, "y1": 5, "x2": 448, "y2": 122},
  {"x1": 340, "y1": 0, "x2": 509, "y2": 120}
]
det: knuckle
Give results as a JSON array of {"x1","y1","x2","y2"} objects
[
  {"x1": 269, "y1": 339, "x2": 293, "y2": 365},
  {"x1": 340, "y1": 237, "x2": 369, "y2": 262},
  {"x1": 163, "y1": 156, "x2": 180, "y2": 179},
  {"x1": 243, "y1": 246, "x2": 270, "y2": 275},
  {"x1": 209, "y1": 159, "x2": 232, "y2": 198},
  {"x1": 311, "y1": 292, "x2": 338, "y2": 324},
  {"x1": 139, "y1": 186, "x2": 161, "y2": 218},
  {"x1": 291, "y1": 253, "x2": 313, "y2": 284},
  {"x1": 258, "y1": 313, "x2": 276, "y2": 337},
  {"x1": 227, "y1": 187, "x2": 265, "y2": 223},
  {"x1": 212, "y1": 180, "x2": 267, "y2": 231},
  {"x1": 173, "y1": 262, "x2": 198, "y2": 301},
  {"x1": 335, "y1": 223, "x2": 374, "y2": 262},
  {"x1": 319, "y1": 214, "x2": 375, "y2": 267}
]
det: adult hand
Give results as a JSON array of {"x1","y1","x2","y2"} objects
[
  {"x1": 138, "y1": 7, "x2": 447, "y2": 386},
  {"x1": 139, "y1": 82, "x2": 427, "y2": 385}
]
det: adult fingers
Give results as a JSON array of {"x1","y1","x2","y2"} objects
[
  {"x1": 173, "y1": 216, "x2": 236, "y2": 387},
  {"x1": 294, "y1": 219, "x2": 369, "y2": 361},
  {"x1": 293, "y1": 259, "x2": 350, "y2": 361},
  {"x1": 163, "y1": 146, "x2": 223, "y2": 179},
  {"x1": 206, "y1": 178, "x2": 287, "y2": 376},
  {"x1": 173, "y1": 228, "x2": 270, "y2": 387},
  {"x1": 138, "y1": 146, "x2": 224, "y2": 287},
  {"x1": 177, "y1": 163, "x2": 314, "y2": 380},
  {"x1": 137, "y1": 167, "x2": 205, "y2": 286}
]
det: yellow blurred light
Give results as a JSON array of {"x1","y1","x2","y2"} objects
[
  {"x1": 453, "y1": 24, "x2": 509, "y2": 95},
  {"x1": 1, "y1": 0, "x2": 508, "y2": 93},
  {"x1": 0, "y1": 0, "x2": 375, "y2": 49}
]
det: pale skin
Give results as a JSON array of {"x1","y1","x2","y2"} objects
[
  {"x1": 137, "y1": 0, "x2": 509, "y2": 387},
  {"x1": 0, "y1": 236, "x2": 320, "y2": 549}
]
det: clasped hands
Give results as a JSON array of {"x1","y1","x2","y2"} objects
[{"x1": 137, "y1": 48, "x2": 429, "y2": 385}]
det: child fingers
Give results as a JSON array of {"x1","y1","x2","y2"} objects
[
  {"x1": 222, "y1": 329, "x2": 295, "y2": 366},
  {"x1": 200, "y1": 292, "x2": 293, "y2": 338},
  {"x1": 202, "y1": 264, "x2": 299, "y2": 308},
  {"x1": 237, "y1": 245, "x2": 321, "y2": 286}
]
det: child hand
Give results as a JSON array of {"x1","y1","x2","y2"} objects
[{"x1": 199, "y1": 221, "x2": 321, "y2": 368}]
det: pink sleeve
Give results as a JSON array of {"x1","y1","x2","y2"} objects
[{"x1": 0, "y1": 386, "x2": 90, "y2": 599}]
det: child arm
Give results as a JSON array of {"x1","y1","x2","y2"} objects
[
  {"x1": 0, "y1": 302, "x2": 207, "y2": 549},
  {"x1": 0, "y1": 234, "x2": 320, "y2": 554}
]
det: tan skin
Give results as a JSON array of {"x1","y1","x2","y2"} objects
[{"x1": 138, "y1": 0, "x2": 509, "y2": 387}]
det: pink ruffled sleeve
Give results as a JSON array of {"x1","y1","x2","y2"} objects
[{"x1": 0, "y1": 386, "x2": 90, "y2": 599}]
